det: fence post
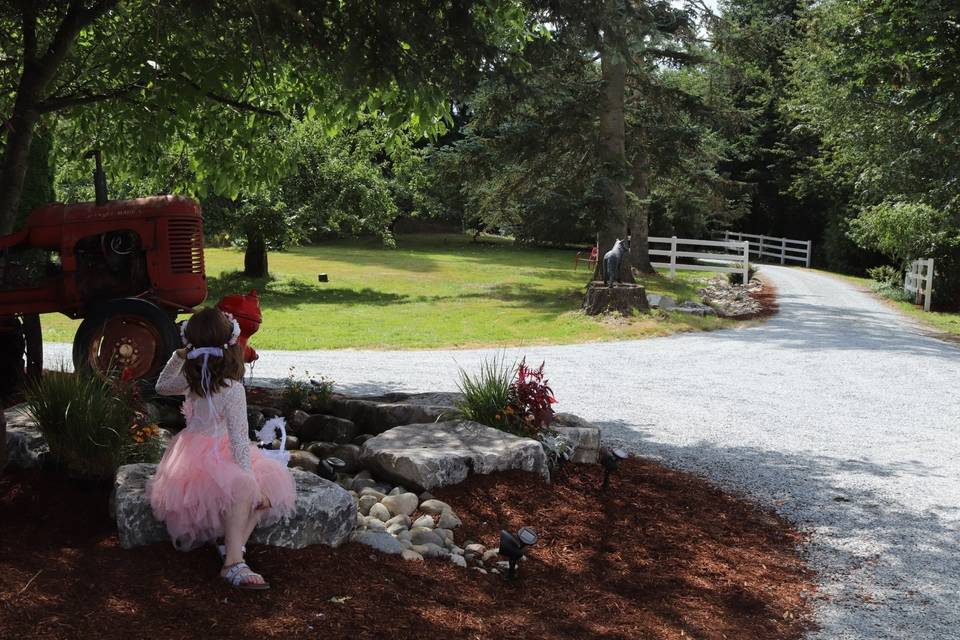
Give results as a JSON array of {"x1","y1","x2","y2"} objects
[
  {"x1": 669, "y1": 236, "x2": 677, "y2": 278},
  {"x1": 758, "y1": 235, "x2": 764, "y2": 261},
  {"x1": 805, "y1": 240, "x2": 812, "y2": 268},
  {"x1": 742, "y1": 241, "x2": 750, "y2": 285},
  {"x1": 780, "y1": 237, "x2": 786, "y2": 265},
  {"x1": 924, "y1": 258, "x2": 934, "y2": 312}
]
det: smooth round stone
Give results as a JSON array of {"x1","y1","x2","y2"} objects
[
  {"x1": 481, "y1": 549, "x2": 500, "y2": 564},
  {"x1": 351, "y1": 477, "x2": 377, "y2": 493},
  {"x1": 410, "y1": 527, "x2": 443, "y2": 547},
  {"x1": 465, "y1": 543, "x2": 486, "y2": 557},
  {"x1": 437, "y1": 510, "x2": 462, "y2": 529},
  {"x1": 419, "y1": 499, "x2": 451, "y2": 515},
  {"x1": 412, "y1": 514, "x2": 435, "y2": 529},
  {"x1": 358, "y1": 495, "x2": 378, "y2": 516},
  {"x1": 396, "y1": 529, "x2": 412, "y2": 543},
  {"x1": 355, "y1": 513, "x2": 365, "y2": 527},
  {"x1": 381, "y1": 493, "x2": 418, "y2": 518},
  {"x1": 418, "y1": 543, "x2": 449, "y2": 559},
  {"x1": 369, "y1": 502, "x2": 391, "y2": 522},
  {"x1": 401, "y1": 549, "x2": 423, "y2": 562},
  {"x1": 435, "y1": 528, "x2": 455, "y2": 545},
  {"x1": 366, "y1": 517, "x2": 387, "y2": 532},
  {"x1": 450, "y1": 554, "x2": 467, "y2": 568},
  {"x1": 384, "y1": 514, "x2": 411, "y2": 529},
  {"x1": 386, "y1": 523, "x2": 408, "y2": 536},
  {"x1": 360, "y1": 487, "x2": 386, "y2": 500},
  {"x1": 388, "y1": 486, "x2": 404, "y2": 496},
  {"x1": 284, "y1": 435, "x2": 301, "y2": 450}
]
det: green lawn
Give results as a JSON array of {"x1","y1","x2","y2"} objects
[
  {"x1": 41, "y1": 234, "x2": 736, "y2": 350},
  {"x1": 813, "y1": 269, "x2": 960, "y2": 338}
]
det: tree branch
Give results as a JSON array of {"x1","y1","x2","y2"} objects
[{"x1": 36, "y1": 81, "x2": 144, "y2": 113}]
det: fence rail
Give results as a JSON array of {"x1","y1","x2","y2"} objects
[
  {"x1": 904, "y1": 258, "x2": 935, "y2": 312},
  {"x1": 722, "y1": 231, "x2": 812, "y2": 267},
  {"x1": 648, "y1": 236, "x2": 750, "y2": 283}
]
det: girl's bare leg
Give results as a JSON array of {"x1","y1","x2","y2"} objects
[{"x1": 221, "y1": 496, "x2": 265, "y2": 586}]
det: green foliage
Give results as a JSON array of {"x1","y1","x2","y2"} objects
[
  {"x1": 22, "y1": 369, "x2": 160, "y2": 480},
  {"x1": 866, "y1": 265, "x2": 901, "y2": 289},
  {"x1": 279, "y1": 369, "x2": 335, "y2": 416},
  {"x1": 455, "y1": 354, "x2": 515, "y2": 432}
]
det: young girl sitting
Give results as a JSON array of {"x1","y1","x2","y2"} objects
[{"x1": 147, "y1": 307, "x2": 295, "y2": 590}]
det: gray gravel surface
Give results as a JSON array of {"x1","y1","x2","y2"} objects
[{"x1": 45, "y1": 265, "x2": 960, "y2": 638}]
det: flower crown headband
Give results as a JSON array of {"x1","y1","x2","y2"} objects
[{"x1": 180, "y1": 311, "x2": 241, "y2": 352}]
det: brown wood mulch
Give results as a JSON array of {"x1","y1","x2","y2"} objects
[{"x1": 0, "y1": 457, "x2": 813, "y2": 640}]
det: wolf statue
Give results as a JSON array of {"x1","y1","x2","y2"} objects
[{"x1": 603, "y1": 238, "x2": 630, "y2": 287}]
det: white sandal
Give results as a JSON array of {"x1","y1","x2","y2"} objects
[{"x1": 221, "y1": 562, "x2": 269, "y2": 591}]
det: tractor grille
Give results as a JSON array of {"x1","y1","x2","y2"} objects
[{"x1": 168, "y1": 218, "x2": 204, "y2": 275}]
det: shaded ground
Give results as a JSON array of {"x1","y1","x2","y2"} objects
[{"x1": 0, "y1": 459, "x2": 813, "y2": 640}]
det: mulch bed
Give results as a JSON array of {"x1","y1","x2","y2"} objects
[{"x1": 0, "y1": 458, "x2": 813, "y2": 640}]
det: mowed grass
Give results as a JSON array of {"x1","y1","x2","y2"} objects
[
  {"x1": 41, "y1": 234, "x2": 734, "y2": 350},
  {"x1": 815, "y1": 269, "x2": 960, "y2": 338}
]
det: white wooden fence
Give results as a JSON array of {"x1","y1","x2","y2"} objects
[
  {"x1": 904, "y1": 258, "x2": 935, "y2": 312},
  {"x1": 722, "y1": 231, "x2": 812, "y2": 267},
  {"x1": 649, "y1": 236, "x2": 750, "y2": 283}
]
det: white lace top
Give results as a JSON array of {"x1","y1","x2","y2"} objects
[{"x1": 155, "y1": 352, "x2": 252, "y2": 472}]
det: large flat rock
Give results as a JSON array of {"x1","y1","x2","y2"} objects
[
  {"x1": 112, "y1": 463, "x2": 356, "y2": 550},
  {"x1": 360, "y1": 420, "x2": 549, "y2": 492},
  {"x1": 551, "y1": 413, "x2": 602, "y2": 464},
  {"x1": 326, "y1": 392, "x2": 461, "y2": 435}
]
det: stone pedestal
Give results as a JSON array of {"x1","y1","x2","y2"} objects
[{"x1": 583, "y1": 282, "x2": 649, "y2": 316}]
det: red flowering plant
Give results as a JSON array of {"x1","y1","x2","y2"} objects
[{"x1": 504, "y1": 359, "x2": 557, "y2": 437}]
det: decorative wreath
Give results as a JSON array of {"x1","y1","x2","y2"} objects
[{"x1": 180, "y1": 311, "x2": 242, "y2": 350}]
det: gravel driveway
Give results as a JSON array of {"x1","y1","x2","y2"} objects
[{"x1": 45, "y1": 265, "x2": 960, "y2": 639}]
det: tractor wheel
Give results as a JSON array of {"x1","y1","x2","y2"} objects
[
  {"x1": 0, "y1": 316, "x2": 25, "y2": 399},
  {"x1": 73, "y1": 299, "x2": 180, "y2": 384}
]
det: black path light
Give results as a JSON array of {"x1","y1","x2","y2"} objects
[
  {"x1": 600, "y1": 448, "x2": 629, "y2": 490},
  {"x1": 498, "y1": 526, "x2": 538, "y2": 579},
  {"x1": 317, "y1": 456, "x2": 346, "y2": 481}
]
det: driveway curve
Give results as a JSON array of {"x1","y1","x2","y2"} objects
[{"x1": 46, "y1": 265, "x2": 960, "y2": 639}]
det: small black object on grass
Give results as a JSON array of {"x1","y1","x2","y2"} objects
[
  {"x1": 498, "y1": 526, "x2": 537, "y2": 579},
  {"x1": 318, "y1": 273, "x2": 329, "y2": 283},
  {"x1": 600, "y1": 448, "x2": 629, "y2": 490},
  {"x1": 317, "y1": 456, "x2": 346, "y2": 481}
]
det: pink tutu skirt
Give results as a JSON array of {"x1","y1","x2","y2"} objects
[{"x1": 147, "y1": 431, "x2": 296, "y2": 550}]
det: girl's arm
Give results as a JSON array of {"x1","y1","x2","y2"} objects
[
  {"x1": 155, "y1": 349, "x2": 190, "y2": 396},
  {"x1": 225, "y1": 383, "x2": 253, "y2": 472}
]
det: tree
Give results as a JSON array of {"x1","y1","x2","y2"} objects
[{"x1": 0, "y1": 0, "x2": 528, "y2": 234}]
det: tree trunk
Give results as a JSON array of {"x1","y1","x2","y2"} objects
[
  {"x1": 591, "y1": 10, "x2": 634, "y2": 285},
  {"x1": 244, "y1": 230, "x2": 269, "y2": 278},
  {"x1": 0, "y1": 107, "x2": 39, "y2": 235},
  {"x1": 630, "y1": 150, "x2": 654, "y2": 274}
]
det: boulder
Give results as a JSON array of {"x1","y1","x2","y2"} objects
[
  {"x1": 4, "y1": 406, "x2": 48, "y2": 470},
  {"x1": 401, "y1": 549, "x2": 424, "y2": 562},
  {"x1": 112, "y1": 464, "x2": 356, "y2": 550},
  {"x1": 380, "y1": 492, "x2": 418, "y2": 518},
  {"x1": 289, "y1": 410, "x2": 310, "y2": 430},
  {"x1": 247, "y1": 408, "x2": 266, "y2": 431},
  {"x1": 385, "y1": 514, "x2": 411, "y2": 529},
  {"x1": 550, "y1": 413, "x2": 602, "y2": 464},
  {"x1": 304, "y1": 441, "x2": 340, "y2": 459},
  {"x1": 410, "y1": 527, "x2": 444, "y2": 547},
  {"x1": 450, "y1": 554, "x2": 467, "y2": 568},
  {"x1": 647, "y1": 293, "x2": 676, "y2": 310},
  {"x1": 284, "y1": 435, "x2": 301, "y2": 451},
  {"x1": 331, "y1": 444, "x2": 363, "y2": 474},
  {"x1": 295, "y1": 414, "x2": 357, "y2": 444},
  {"x1": 412, "y1": 514, "x2": 435, "y2": 529},
  {"x1": 326, "y1": 392, "x2": 461, "y2": 435},
  {"x1": 360, "y1": 420, "x2": 549, "y2": 492}
]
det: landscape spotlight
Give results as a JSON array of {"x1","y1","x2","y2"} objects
[
  {"x1": 600, "y1": 448, "x2": 629, "y2": 490},
  {"x1": 317, "y1": 456, "x2": 346, "y2": 481},
  {"x1": 498, "y1": 526, "x2": 538, "y2": 579}
]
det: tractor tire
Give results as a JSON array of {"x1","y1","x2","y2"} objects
[
  {"x1": 0, "y1": 316, "x2": 25, "y2": 400},
  {"x1": 73, "y1": 298, "x2": 180, "y2": 386}
]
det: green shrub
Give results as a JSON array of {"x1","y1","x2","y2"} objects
[
  {"x1": 454, "y1": 354, "x2": 514, "y2": 432},
  {"x1": 867, "y1": 265, "x2": 902, "y2": 288},
  {"x1": 727, "y1": 265, "x2": 758, "y2": 286},
  {"x1": 280, "y1": 368, "x2": 335, "y2": 415},
  {"x1": 23, "y1": 369, "x2": 160, "y2": 480}
]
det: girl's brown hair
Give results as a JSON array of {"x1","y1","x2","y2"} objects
[{"x1": 182, "y1": 307, "x2": 245, "y2": 396}]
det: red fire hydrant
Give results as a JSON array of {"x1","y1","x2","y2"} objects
[{"x1": 216, "y1": 290, "x2": 262, "y2": 363}]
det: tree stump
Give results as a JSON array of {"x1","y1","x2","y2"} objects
[{"x1": 583, "y1": 281, "x2": 649, "y2": 316}]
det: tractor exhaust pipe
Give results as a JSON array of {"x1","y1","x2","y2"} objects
[{"x1": 85, "y1": 148, "x2": 109, "y2": 206}]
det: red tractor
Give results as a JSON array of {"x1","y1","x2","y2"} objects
[{"x1": 0, "y1": 160, "x2": 207, "y2": 395}]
